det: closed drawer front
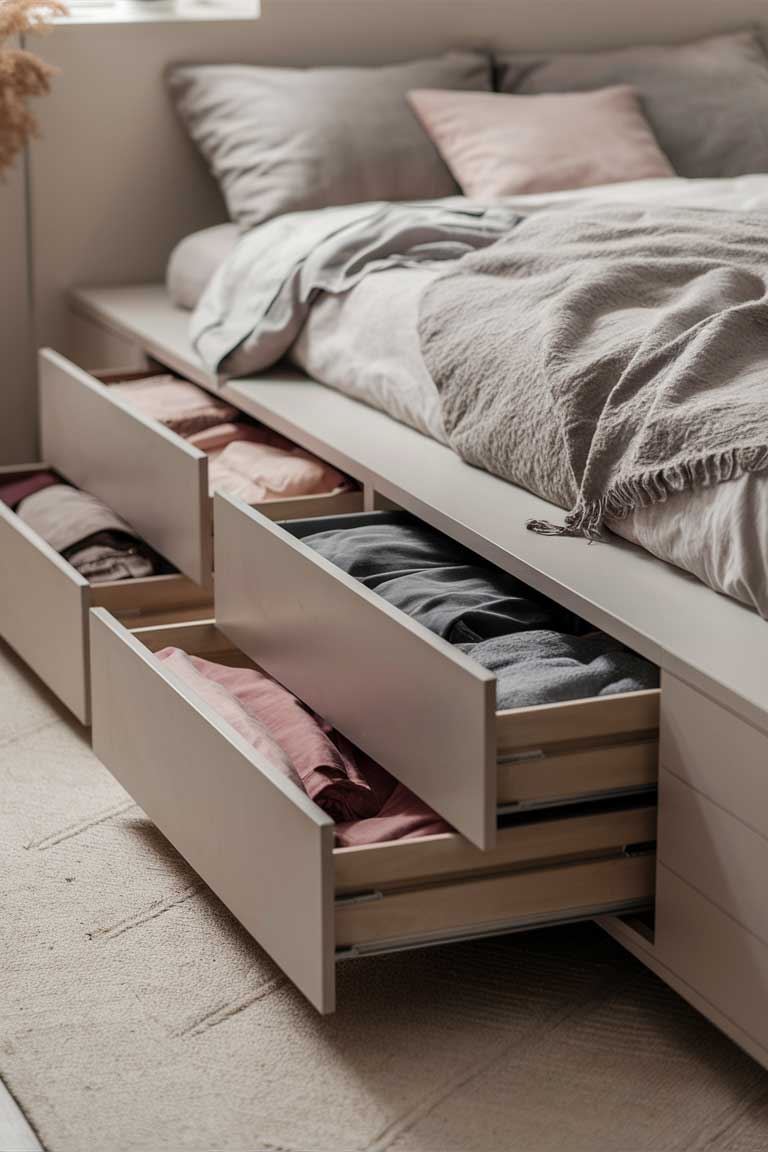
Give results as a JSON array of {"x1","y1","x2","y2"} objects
[
  {"x1": 0, "y1": 465, "x2": 210, "y2": 724},
  {"x1": 655, "y1": 864, "x2": 768, "y2": 1054},
  {"x1": 659, "y1": 768, "x2": 768, "y2": 946},
  {"x1": 39, "y1": 350, "x2": 363, "y2": 588},
  {"x1": 661, "y1": 672, "x2": 768, "y2": 839},
  {"x1": 89, "y1": 610, "x2": 656, "y2": 1013},
  {"x1": 214, "y1": 495, "x2": 660, "y2": 849}
]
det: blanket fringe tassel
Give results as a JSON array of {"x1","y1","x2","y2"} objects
[{"x1": 527, "y1": 445, "x2": 768, "y2": 541}]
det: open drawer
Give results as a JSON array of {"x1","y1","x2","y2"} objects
[
  {"x1": 38, "y1": 349, "x2": 362, "y2": 588},
  {"x1": 214, "y1": 496, "x2": 660, "y2": 849},
  {"x1": 0, "y1": 464, "x2": 212, "y2": 724},
  {"x1": 89, "y1": 613, "x2": 656, "y2": 1013}
]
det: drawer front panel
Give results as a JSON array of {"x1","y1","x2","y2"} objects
[
  {"x1": 39, "y1": 349, "x2": 212, "y2": 586},
  {"x1": 89, "y1": 609, "x2": 336, "y2": 1012},
  {"x1": 655, "y1": 863, "x2": 768, "y2": 1054},
  {"x1": 661, "y1": 672, "x2": 768, "y2": 838},
  {"x1": 0, "y1": 501, "x2": 89, "y2": 723},
  {"x1": 214, "y1": 495, "x2": 497, "y2": 849},
  {"x1": 659, "y1": 768, "x2": 768, "y2": 946}
]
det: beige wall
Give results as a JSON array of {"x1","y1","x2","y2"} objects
[
  {"x1": 7, "y1": 0, "x2": 768, "y2": 458},
  {"x1": 0, "y1": 34, "x2": 34, "y2": 463}
]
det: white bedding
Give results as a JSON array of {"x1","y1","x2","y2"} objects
[{"x1": 169, "y1": 175, "x2": 768, "y2": 617}]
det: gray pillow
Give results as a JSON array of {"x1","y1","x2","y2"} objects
[
  {"x1": 169, "y1": 54, "x2": 491, "y2": 230},
  {"x1": 497, "y1": 31, "x2": 768, "y2": 178}
]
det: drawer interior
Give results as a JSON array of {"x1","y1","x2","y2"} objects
[
  {"x1": 214, "y1": 495, "x2": 660, "y2": 850},
  {"x1": 91, "y1": 612, "x2": 655, "y2": 1011},
  {"x1": 94, "y1": 368, "x2": 364, "y2": 526}
]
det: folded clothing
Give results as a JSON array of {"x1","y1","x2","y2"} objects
[
  {"x1": 109, "y1": 375, "x2": 238, "y2": 437},
  {"x1": 116, "y1": 379, "x2": 352, "y2": 504},
  {"x1": 303, "y1": 521, "x2": 585, "y2": 642},
  {"x1": 0, "y1": 469, "x2": 59, "y2": 511},
  {"x1": 207, "y1": 439, "x2": 348, "y2": 504},
  {"x1": 457, "y1": 630, "x2": 658, "y2": 710},
  {"x1": 155, "y1": 647, "x2": 450, "y2": 844},
  {"x1": 303, "y1": 521, "x2": 659, "y2": 705},
  {"x1": 16, "y1": 484, "x2": 159, "y2": 583}
]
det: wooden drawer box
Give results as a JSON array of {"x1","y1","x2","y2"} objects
[
  {"x1": 38, "y1": 349, "x2": 363, "y2": 590},
  {"x1": 214, "y1": 496, "x2": 660, "y2": 849},
  {"x1": 90, "y1": 612, "x2": 655, "y2": 1013}
]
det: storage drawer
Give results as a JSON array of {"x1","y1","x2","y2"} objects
[
  {"x1": 38, "y1": 350, "x2": 363, "y2": 588},
  {"x1": 658, "y1": 768, "x2": 768, "y2": 946},
  {"x1": 655, "y1": 864, "x2": 768, "y2": 1055},
  {"x1": 0, "y1": 468, "x2": 211, "y2": 724},
  {"x1": 89, "y1": 611, "x2": 656, "y2": 1013},
  {"x1": 214, "y1": 496, "x2": 660, "y2": 849},
  {"x1": 661, "y1": 672, "x2": 768, "y2": 840}
]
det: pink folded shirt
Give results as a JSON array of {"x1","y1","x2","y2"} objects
[
  {"x1": 206, "y1": 440, "x2": 347, "y2": 504},
  {"x1": 109, "y1": 376, "x2": 238, "y2": 436},
  {"x1": 155, "y1": 647, "x2": 450, "y2": 843}
]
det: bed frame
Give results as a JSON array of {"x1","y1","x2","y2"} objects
[{"x1": 20, "y1": 0, "x2": 768, "y2": 1065}]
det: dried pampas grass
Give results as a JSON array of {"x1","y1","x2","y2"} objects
[{"x1": 0, "y1": 0, "x2": 68, "y2": 175}]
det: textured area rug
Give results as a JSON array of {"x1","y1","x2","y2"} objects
[{"x1": 2, "y1": 638, "x2": 768, "y2": 1152}]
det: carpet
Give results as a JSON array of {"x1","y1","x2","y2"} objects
[{"x1": 2, "y1": 637, "x2": 768, "y2": 1152}]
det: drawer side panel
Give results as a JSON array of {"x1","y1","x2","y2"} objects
[
  {"x1": 0, "y1": 503, "x2": 89, "y2": 723},
  {"x1": 89, "y1": 609, "x2": 336, "y2": 1012},
  {"x1": 214, "y1": 495, "x2": 496, "y2": 849},
  {"x1": 39, "y1": 349, "x2": 211, "y2": 586}
]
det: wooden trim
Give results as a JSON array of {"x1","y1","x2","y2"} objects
[
  {"x1": 496, "y1": 690, "x2": 660, "y2": 754},
  {"x1": 334, "y1": 804, "x2": 656, "y2": 894},
  {"x1": 497, "y1": 737, "x2": 658, "y2": 807},
  {"x1": 336, "y1": 852, "x2": 654, "y2": 949}
]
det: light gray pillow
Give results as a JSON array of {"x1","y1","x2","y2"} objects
[
  {"x1": 497, "y1": 31, "x2": 768, "y2": 178},
  {"x1": 169, "y1": 54, "x2": 491, "y2": 230}
]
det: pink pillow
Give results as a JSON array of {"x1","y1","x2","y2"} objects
[{"x1": 407, "y1": 85, "x2": 675, "y2": 196}]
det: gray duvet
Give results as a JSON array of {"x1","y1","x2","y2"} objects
[{"x1": 419, "y1": 203, "x2": 768, "y2": 537}]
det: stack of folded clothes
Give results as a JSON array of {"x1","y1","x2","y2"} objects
[
  {"x1": 302, "y1": 521, "x2": 659, "y2": 708},
  {"x1": 0, "y1": 471, "x2": 166, "y2": 583},
  {"x1": 156, "y1": 647, "x2": 451, "y2": 847},
  {"x1": 111, "y1": 375, "x2": 350, "y2": 502}
]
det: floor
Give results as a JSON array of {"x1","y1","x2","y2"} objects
[{"x1": 2, "y1": 637, "x2": 768, "y2": 1152}]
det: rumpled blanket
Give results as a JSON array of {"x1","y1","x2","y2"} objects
[
  {"x1": 303, "y1": 519, "x2": 658, "y2": 708},
  {"x1": 418, "y1": 204, "x2": 768, "y2": 537},
  {"x1": 191, "y1": 200, "x2": 521, "y2": 376}
]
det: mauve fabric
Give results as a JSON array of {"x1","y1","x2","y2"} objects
[
  {"x1": 155, "y1": 648, "x2": 302, "y2": 788},
  {"x1": 335, "y1": 784, "x2": 450, "y2": 848},
  {"x1": 407, "y1": 86, "x2": 673, "y2": 196},
  {"x1": 497, "y1": 30, "x2": 768, "y2": 179},
  {"x1": 109, "y1": 376, "x2": 238, "y2": 436},
  {"x1": 155, "y1": 652, "x2": 394, "y2": 822},
  {"x1": 168, "y1": 54, "x2": 491, "y2": 231},
  {"x1": 0, "y1": 470, "x2": 59, "y2": 511}
]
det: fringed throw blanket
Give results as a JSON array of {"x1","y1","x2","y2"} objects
[{"x1": 418, "y1": 204, "x2": 768, "y2": 536}]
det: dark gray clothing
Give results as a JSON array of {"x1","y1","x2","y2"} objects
[
  {"x1": 303, "y1": 522, "x2": 658, "y2": 706},
  {"x1": 303, "y1": 522, "x2": 584, "y2": 642}
]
